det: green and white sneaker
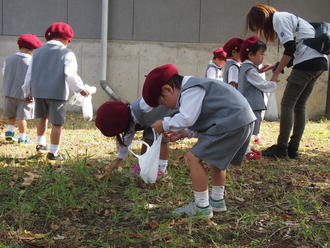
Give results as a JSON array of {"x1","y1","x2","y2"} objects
[
  {"x1": 173, "y1": 201, "x2": 213, "y2": 218},
  {"x1": 5, "y1": 131, "x2": 17, "y2": 142},
  {"x1": 18, "y1": 137, "x2": 33, "y2": 145},
  {"x1": 209, "y1": 198, "x2": 227, "y2": 212}
]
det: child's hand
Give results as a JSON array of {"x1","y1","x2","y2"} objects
[
  {"x1": 258, "y1": 64, "x2": 274, "y2": 73},
  {"x1": 151, "y1": 120, "x2": 164, "y2": 134},
  {"x1": 80, "y1": 89, "x2": 90, "y2": 96},
  {"x1": 166, "y1": 131, "x2": 188, "y2": 142},
  {"x1": 25, "y1": 96, "x2": 33, "y2": 103}
]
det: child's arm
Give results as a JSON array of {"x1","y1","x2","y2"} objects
[
  {"x1": 64, "y1": 52, "x2": 89, "y2": 96},
  {"x1": 228, "y1": 65, "x2": 239, "y2": 87},
  {"x1": 22, "y1": 61, "x2": 33, "y2": 102},
  {"x1": 162, "y1": 86, "x2": 205, "y2": 132},
  {"x1": 246, "y1": 68, "x2": 278, "y2": 93},
  {"x1": 206, "y1": 67, "x2": 217, "y2": 79}
]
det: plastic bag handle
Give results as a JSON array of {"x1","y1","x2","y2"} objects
[{"x1": 128, "y1": 140, "x2": 151, "y2": 158}]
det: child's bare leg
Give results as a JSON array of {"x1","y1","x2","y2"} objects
[
  {"x1": 49, "y1": 125, "x2": 62, "y2": 155},
  {"x1": 185, "y1": 151, "x2": 209, "y2": 207},
  {"x1": 210, "y1": 167, "x2": 226, "y2": 186},
  {"x1": 36, "y1": 117, "x2": 48, "y2": 147},
  {"x1": 6, "y1": 117, "x2": 16, "y2": 126},
  {"x1": 37, "y1": 117, "x2": 48, "y2": 136},
  {"x1": 18, "y1": 120, "x2": 27, "y2": 134}
]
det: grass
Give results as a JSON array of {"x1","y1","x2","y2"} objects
[{"x1": 0, "y1": 113, "x2": 329, "y2": 247}]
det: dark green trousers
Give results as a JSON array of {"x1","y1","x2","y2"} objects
[{"x1": 277, "y1": 69, "x2": 325, "y2": 149}]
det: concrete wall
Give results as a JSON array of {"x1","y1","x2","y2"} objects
[{"x1": 0, "y1": 0, "x2": 329, "y2": 118}]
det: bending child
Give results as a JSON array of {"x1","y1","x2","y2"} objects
[
  {"x1": 95, "y1": 98, "x2": 177, "y2": 180},
  {"x1": 2, "y1": 34, "x2": 42, "y2": 143},
  {"x1": 143, "y1": 64, "x2": 256, "y2": 218}
]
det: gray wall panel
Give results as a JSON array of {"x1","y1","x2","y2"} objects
[
  {"x1": 109, "y1": 0, "x2": 133, "y2": 40},
  {"x1": 133, "y1": 0, "x2": 200, "y2": 42},
  {"x1": 270, "y1": 0, "x2": 330, "y2": 22},
  {"x1": 200, "y1": 0, "x2": 268, "y2": 43},
  {"x1": 68, "y1": 0, "x2": 102, "y2": 39},
  {"x1": 3, "y1": 0, "x2": 67, "y2": 36}
]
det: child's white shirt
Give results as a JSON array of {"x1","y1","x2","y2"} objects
[
  {"x1": 22, "y1": 40, "x2": 85, "y2": 98},
  {"x1": 206, "y1": 61, "x2": 223, "y2": 81},
  {"x1": 244, "y1": 60, "x2": 278, "y2": 93},
  {"x1": 116, "y1": 98, "x2": 153, "y2": 159},
  {"x1": 272, "y1": 11, "x2": 328, "y2": 65},
  {"x1": 162, "y1": 76, "x2": 205, "y2": 132},
  {"x1": 227, "y1": 59, "x2": 240, "y2": 83}
]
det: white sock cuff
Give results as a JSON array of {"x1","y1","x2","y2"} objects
[
  {"x1": 158, "y1": 159, "x2": 168, "y2": 172},
  {"x1": 6, "y1": 125, "x2": 15, "y2": 132},
  {"x1": 37, "y1": 136, "x2": 47, "y2": 146},
  {"x1": 19, "y1": 133, "x2": 27, "y2": 139},
  {"x1": 194, "y1": 189, "x2": 209, "y2": 208},
  {"x1": 49, "y1": 144, "x2": 59, "y2": 155},
  {"x1": 211, "y1": 185, "x2": 225, "y2": 201}
]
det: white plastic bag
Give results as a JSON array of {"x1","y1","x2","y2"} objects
[
  {"x1": 128, "y1": 129, "x2": 163, "y2": 184},
  {"x1": 69, "y1": 84, "x2": 97, "y2": 121}
]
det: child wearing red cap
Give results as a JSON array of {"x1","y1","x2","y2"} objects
[
  {"x1": 95, "y1": 98, "x2": 177, "y2": 179},
  {"x1": 143, "y1": 64, "x2": 256, "y2": 218},
  {"x1": 205, "y1": 48, "x2": 227, "y2": 81},
  {"x1": 2, "y1": 34, "x2": 43, "y2": 143},
  {"x1": 22, "y1": 22, "x2": 89, "y2": 163},
  {"x1": 223, "y1": 37, "x2": 243, "y2": 88},
  {"x1": 238, "y1": 36, "x2": 278, "y2": 150}
]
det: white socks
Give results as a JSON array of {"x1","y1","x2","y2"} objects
[
  {"x1": 49, "y1": 144, "x2": 59, "y2": 155},
  {"x1": 211, "y1": 186, "x2": 225, "y2": 201},
  {"x1": 158, "y1": 159, "x2": 168, "y2": 172},
  {"x1": 37, "y1": 136, "x2": 47, "y2": 146},
  {"x1": 194, "y1": 189, "x2": 209, "y2": 208},
  {"x1": 20, "y1": 133, "x2": 27, "y2": 139},
  {"x1": 6, "y1": 125, "x2": 15, "y2": 132}
]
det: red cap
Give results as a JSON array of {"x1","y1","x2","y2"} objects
[
  {"x1": 240, "y1": 36, "x2": 260, "y2": 62},
  {"x1": 142, "y1": 64, "x2": 179, "y2": 107},
  {"x1": 213, "y1": 48, "x2": 227, "y2": 60},
  {"x1": 223, "y1": 37, "x2": 244, "y2": 54},
  {"x1": 17, "y1": 34, "x2": 43, "y2": 50},
  {"x1": 45, "y1": 22, "x2": 74, "y2": 42},
  {"x1": 95, "y1": 101, "x2": 130, "y2": 137}
]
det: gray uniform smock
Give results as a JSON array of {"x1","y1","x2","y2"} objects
[
  {"x1": 3, "y1": 54, "x2": 30, "y2": 99},
  {"x1": 30, "y1": 43, "x2": 70, "y2": 100},
  {"x1": 181, "y1": 77, "x2": 256, "y2": 170},
  {"x1": 238, "y1": 63, "x2": 266, "y2": 111},
  {"x1": 223, "y1": 60, "x2": 240, "y2": 84}
]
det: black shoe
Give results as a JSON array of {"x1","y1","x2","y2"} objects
[
  {"x1": 262, "y1": 144, "x2": 287, "y2": 158},
  {"x1": 46, "y1": 152, "x2": 64, "y2": 164},
  {"x1": 36, "y1": 145, "x2": 47, "y2": 154},
  {"x1": 288, "y1": 146, "x2": 299, "y2": 159}
]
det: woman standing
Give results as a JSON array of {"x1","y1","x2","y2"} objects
[{"x1": 245, "y1": 4, "x2": 328, "y2": 158}]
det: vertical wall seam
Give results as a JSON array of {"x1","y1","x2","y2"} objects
[
  {"x1": 2, "y1": 0, "x2": 3, "y2": 35},
  {"x1": 132, "y1": 0, "x2": 135, "y2": 40},
  {"x1": 198, "y1": 0, "x2": 202, "y2": 43}
]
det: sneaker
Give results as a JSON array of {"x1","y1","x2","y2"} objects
[
  {"x1": 18, "y1": 137, "x2": 33, "y2": 144},
  {"x1": 157, "y1": 170, "x2": 165, "y2": 180},
  {"x1": 245, "y1": 151, "x2": 262, "y2": 160},
  {"x1": 124, "y1": 163, "x2": 140, "y2": 178},
  {"x1": 5, "y1": 131, "x2": 17, "y2": 142},
  {"x1": 173, "y1": 201, "x2": 213, "y2": 218},
  {"x1": 262, "y1": 144, "x2": 287, "y2": 158},
  {"x1": 36, "y1": 145, "x2": 47, "y2": 155},
  {"x1": 46, "y1": 152, "x2": 64, "y2": 164},
  {"x1": 254, "y1": 138, "x2": 263, "y2": 144},
  {"x1": 209, "y1": 198, "x2": 227, "y2": 212}
]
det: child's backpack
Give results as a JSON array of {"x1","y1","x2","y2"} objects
[{"x1": 303, "y1": 22, "x2": 330, "y2": 55}]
